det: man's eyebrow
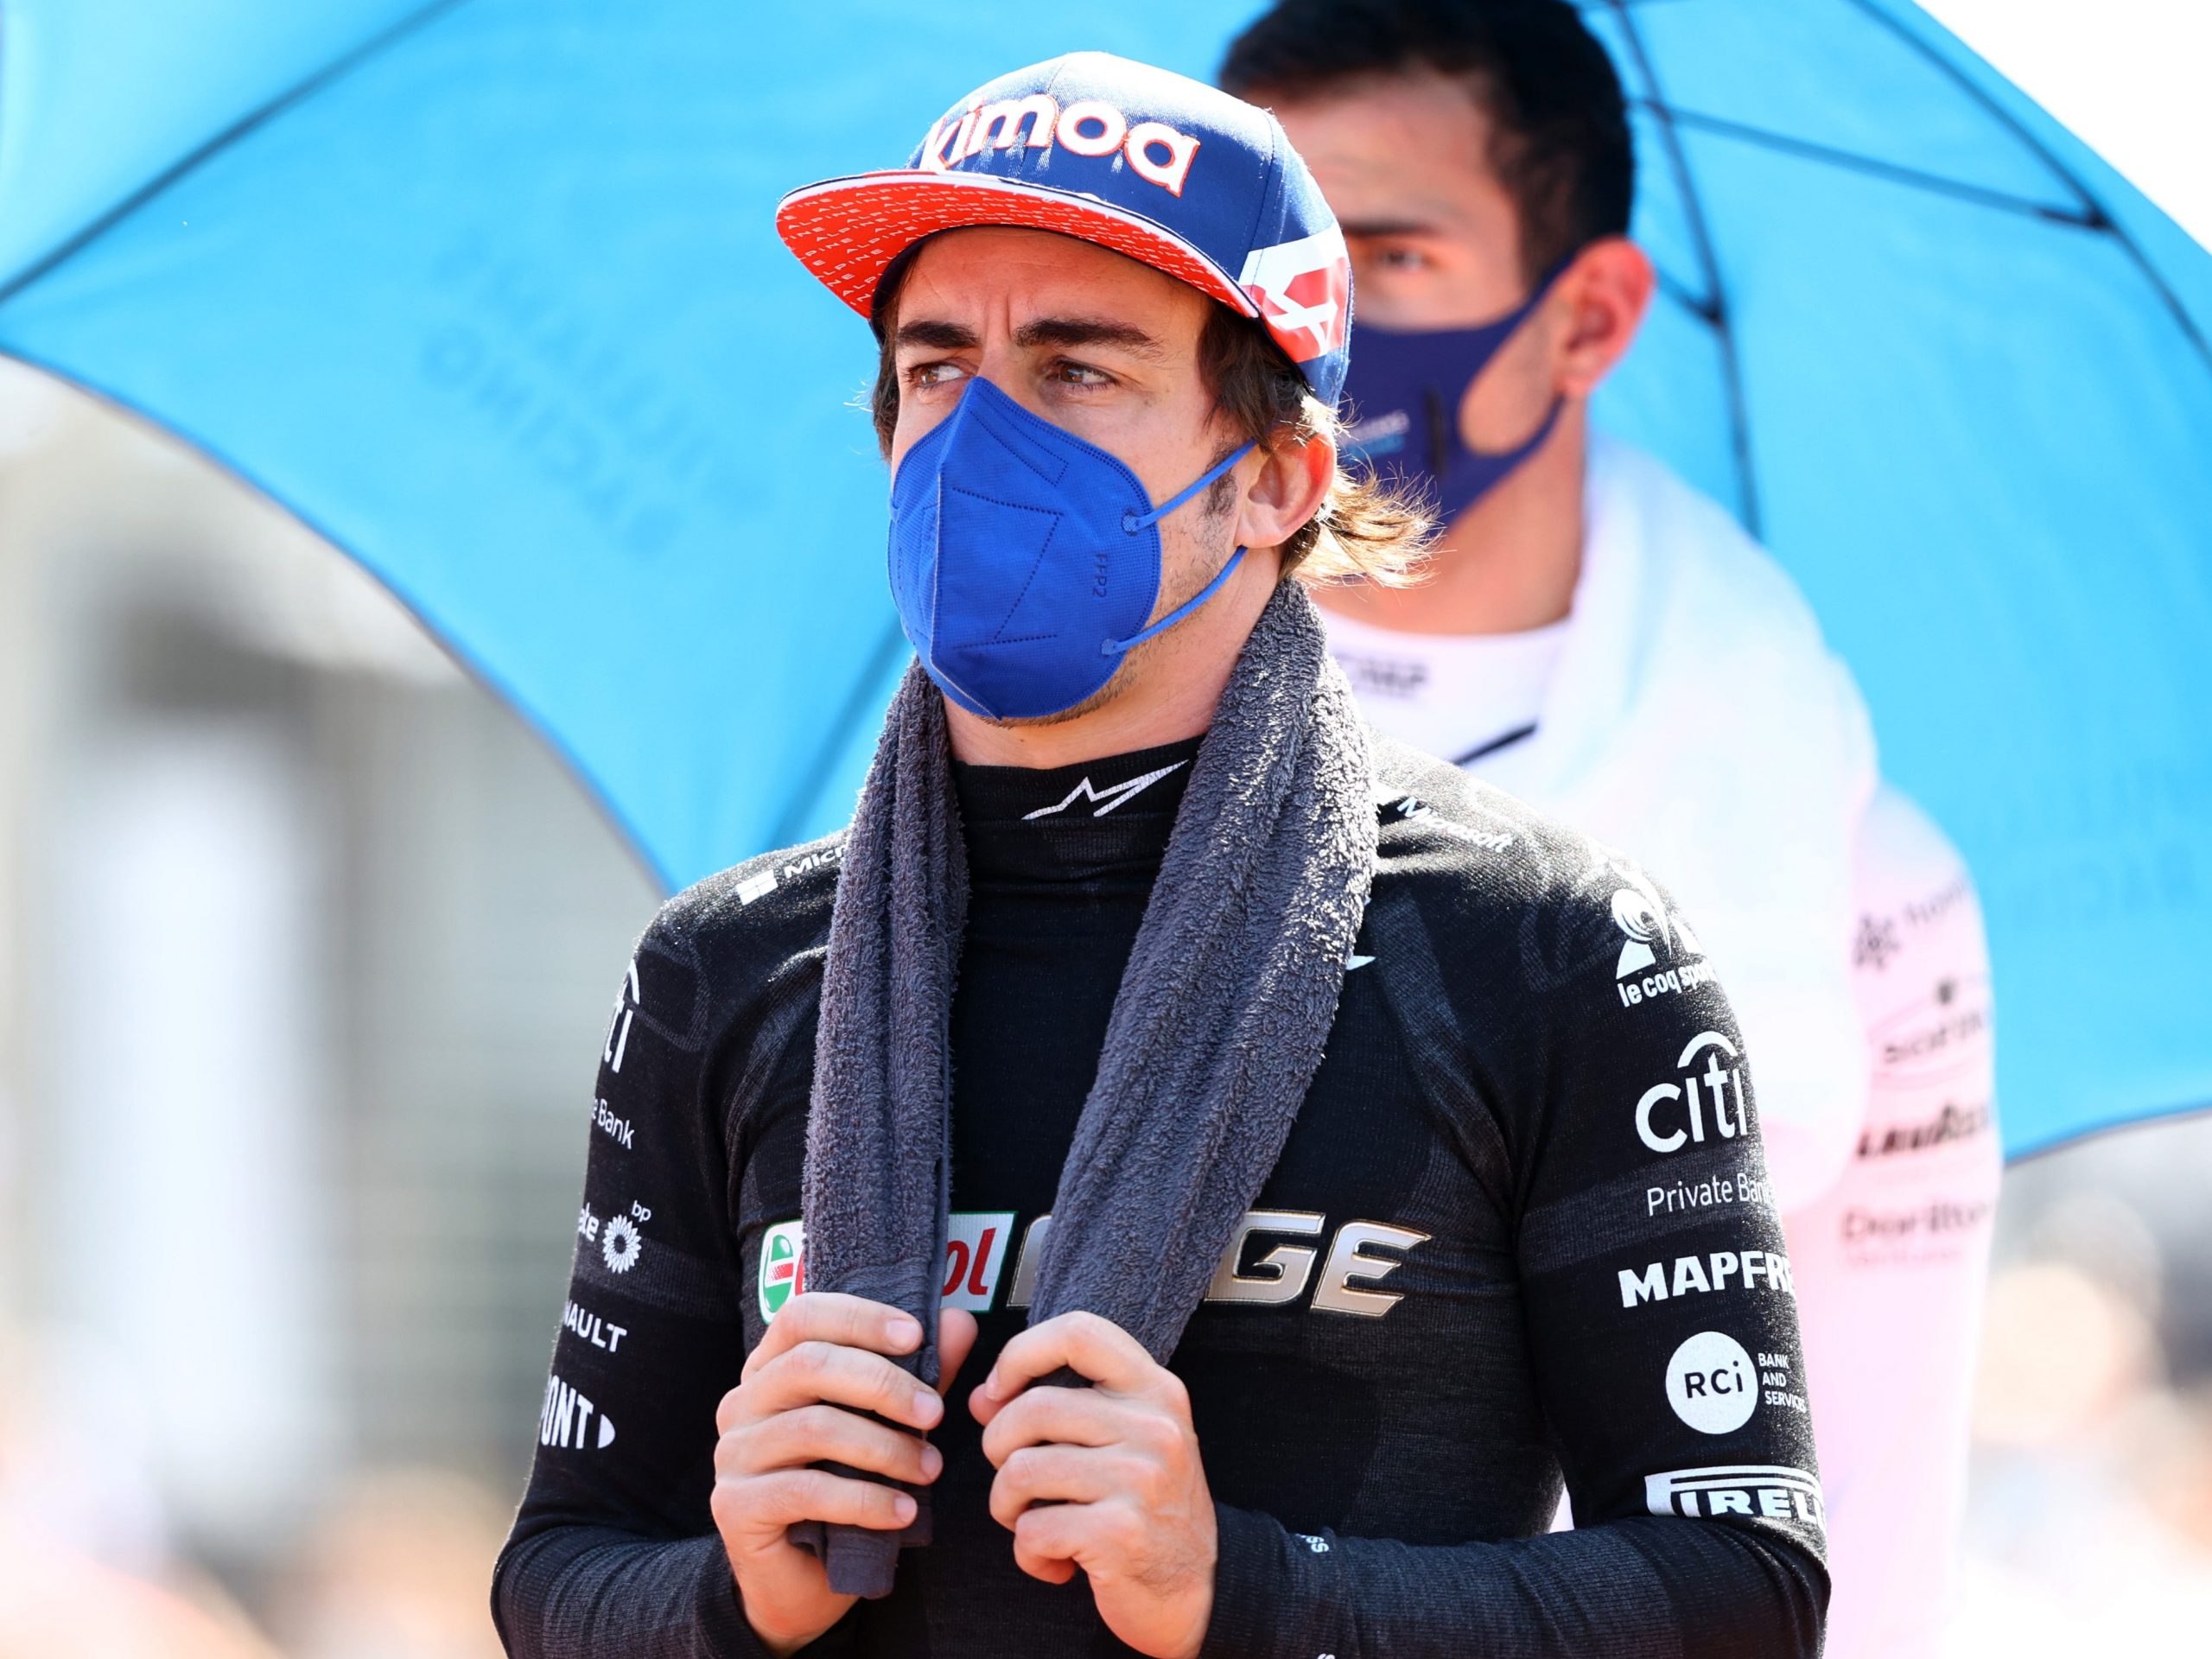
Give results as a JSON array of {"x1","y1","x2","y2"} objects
[
  {"x1": 1014, "y1": 316, "x2": 1168, "y2": 359},
  {"x1": 1341, "y1": 218, "x2": 1442, "y2": 239},
  {"x1": 893, "y1": 318, "x2": 980, "y2": 351}
]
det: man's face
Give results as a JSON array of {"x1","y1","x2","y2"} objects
[
  {"x1": 885, "y1": 227, "x2": 1247, "y2": 722},
  {"x1": 1271, "y1": 70, "x2": 1562, "y2": 453}
]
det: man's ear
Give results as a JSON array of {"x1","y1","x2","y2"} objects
[
  {"x1": 1553, "y1": 237, "x2": 1656, "y2": 400},
  {"x1": 1233, "y1": 425, "x2": 1336, "y2": 554}
]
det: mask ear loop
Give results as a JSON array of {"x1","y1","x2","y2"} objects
[{"x1": 1103, "y1": 442, "x2": 1257, "y2": 658}]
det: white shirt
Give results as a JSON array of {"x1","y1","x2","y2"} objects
[{"x1": 1320, "y1": 435, "x2": 1999, "y2": 1659}]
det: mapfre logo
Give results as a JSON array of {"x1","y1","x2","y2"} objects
[
  {"x1": 1238, "y1": 226, "x2": 1351, "y2": 361},
  {"x1": 919, "y1": 96, "x2": 1202, "y2": 195}
]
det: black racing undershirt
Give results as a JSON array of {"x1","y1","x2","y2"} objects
[{"x1": 494, "y1": 735, "x2": 1828, "y2": 1659}]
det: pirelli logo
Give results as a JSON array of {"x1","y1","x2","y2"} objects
[{"x1": 1645, "y1": 1465, "x2": 1824, "y2": 1530}]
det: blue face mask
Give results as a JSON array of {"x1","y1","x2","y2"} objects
[
  {"x1": 1338, "y1": 265, "x2": 1567, "y2": 526},
  {"x1": 887, "y1": 376, "x2": 1254, "y2": 721}
]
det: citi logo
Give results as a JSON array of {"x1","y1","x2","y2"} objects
[
  {"x1": 920, "y1": 97, "x2": 1201, "y2": 195},
  {"x1": 1636, "y1": 1030, "x2": 1753, "y2": 1154}
]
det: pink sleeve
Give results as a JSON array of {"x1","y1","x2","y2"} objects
[{"x1": 1783, "y1": 785, "x2": 2000, "y2": 1659}]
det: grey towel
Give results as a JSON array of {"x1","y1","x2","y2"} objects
[{"x1": 794, "y1": 579, "x2": 1376, "y2": 1598}]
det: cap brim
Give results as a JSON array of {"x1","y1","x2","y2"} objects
[{"x1": 776, "y1": 169, "x2": 1262, "y2": 325}]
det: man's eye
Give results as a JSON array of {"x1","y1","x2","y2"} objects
[
  {"x1": 1049, "y1": 361, "x2": 1113, "y2": 389},
  {"x1": 1375, "y1": 245, "x2": 1428, "y2": 272},
  {"x1": 908, "y1": 360, "x2": 968, "y2": 390}
]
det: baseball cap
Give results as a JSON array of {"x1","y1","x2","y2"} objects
[{"x1": 776, "y1": 51, "x2": 1353, "y2": 406}]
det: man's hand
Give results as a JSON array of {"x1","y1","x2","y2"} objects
[
  {"x1": 712, "y1": 1293, "x2": 979, "y2": 1656},
  {"x1": 970, "y1": 1312, "x2": 1217, "y2": 1659}
]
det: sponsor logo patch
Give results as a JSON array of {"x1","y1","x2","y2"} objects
[
  {"x1": 1023, "y1": 761, "x2": 1186, "y2": 820},
  {"x1": 1857, "y1": 1097, "x2": 1991, "y2": 1159},
  {"x1": 1237, "y1": 226, "x2": 1352, "y2": 360},
  {"x1": 1635, "y1": 1031, "x2": 1754, "y2": 1156},
  {"x1": 602, "y1": 959, "x2": 640, "y2": 1073},
  {"x1": 1867, "y1": 975, "x2": 1992, "y2": 1090},
  {"x1": 1619, "y1": 1249, "x2": 1794, "y2": 1309},
  {"x1": 563, "y1": 1299, "x2": 629, "y2": 1355},
  {"x1": 759, "y1": 1219, "x2": 806, "y2": 1321},
  {"x1": 1665, "y1": 1331, "x2": 1758, "y2": 1434},
  {"x1": 1646, "y1": 1465, "x2": 1825, "y2": 1530},
  {"x1": 1646, "y1": 1166, "x2": 1775, "y2": 1219},
  {"x1": 592, "y1": 1097, "x2": 634, "y2": 1150},
  {"x1": 918, "y1": 97, "x2": 1202, "y2": 195},
  {"x1": 540, "y1": 1372, "x2": 617, "y2": 1450},
  {"x1": 760, "y1": 1209, "x2": 1432, "y2": 1321},
  {"x1": 1612, "y1": 876, "x2": 1712, "y2": 1008}
]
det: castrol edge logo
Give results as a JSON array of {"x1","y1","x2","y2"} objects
[{"x1": 919, "y1": 95, "x2": 1202, "y2": 196}]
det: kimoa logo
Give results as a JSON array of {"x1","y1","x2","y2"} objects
[
  {"x1": 1646, "y1": 1465, "x2": 1824, "y2": 1530},
  {"x1": 1611, "y1": 876, "x2": 1712, "y2": 1007},
  {"x1": 1636, "y1": 1031, "x2": 1754, "y2": 1155},
  {"x1": 919, "y1": 96, "x2": 1201, "y2": 195},
  {"x1": 1023, "y1": 760, "x2": 1187, "y2": 820}
]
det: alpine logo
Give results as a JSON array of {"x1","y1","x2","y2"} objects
[
  {"x1": 1646, "y1": 1465, "x2": 1824, "y2": 1530},
  {"x1": 918, "y1": 97, "x2": 1202, "y2": 195},
  {"x1": 1238, "y1": 226, "x2": 1352, "y2": 361},
  {"x1": 1023, "y1": 760, "x2": 1187, "y2": 820},
  {"x1": 1635, "y1": 1031, "x2": 1754, "y2": 1155}
]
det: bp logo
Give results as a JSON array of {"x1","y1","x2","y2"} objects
[{"x1": 759, "y1": 1220, "x2": 806, "y2": 1322}]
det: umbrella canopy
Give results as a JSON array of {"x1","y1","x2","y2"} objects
[{"x1": 0, "y1": 0, "x2": 2204, "y2": 1160}]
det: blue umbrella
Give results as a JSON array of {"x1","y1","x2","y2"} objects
[{"x1": 1, "y1": 0, "x2": 2204, "y2": 1160}]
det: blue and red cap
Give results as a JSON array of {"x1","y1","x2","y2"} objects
[{"x1": 776, "y1": 51, "x2": 1353, "y2": 407}]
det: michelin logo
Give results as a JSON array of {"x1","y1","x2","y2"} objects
[{"x1": 1646, "y1": 1465, "x2": 1824, "y2": 1530}]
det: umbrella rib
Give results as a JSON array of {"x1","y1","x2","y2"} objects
[
  {"x1": 1652, "y1": 266, "x2": 1720, "y2": 325},
  {"x1": 1847, "y1": 0, "x2": 2212, "y2": 367},
  {"x1": 1636, "y1": 103, "x2": 2101, "y2": 226},
  {"x1": 1602, "y1": 0, "x2": 1762, "y2": 537},
  {"x1": 0, "y1": 0, "x2": 480, "y2": 311},
  {"x1": 766, "y1": 614, "x2": 913, "y2": 851}
]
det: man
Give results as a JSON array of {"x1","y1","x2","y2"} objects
[
  {"x1": 495, "y1": 52, "x2": 1827, "y2": 1659},
  {"x1": 1221, "y1": 6, "x2": 2003, "y2": 1656}
]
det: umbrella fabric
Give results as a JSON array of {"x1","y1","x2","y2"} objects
[{"x1": 0, "y1": 0, "x2": 2205, "y2": 1159}]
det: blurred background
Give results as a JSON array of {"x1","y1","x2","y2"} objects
[{"x1": 0, "y1": 3, "x2": 2206, "y2": 1656}]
